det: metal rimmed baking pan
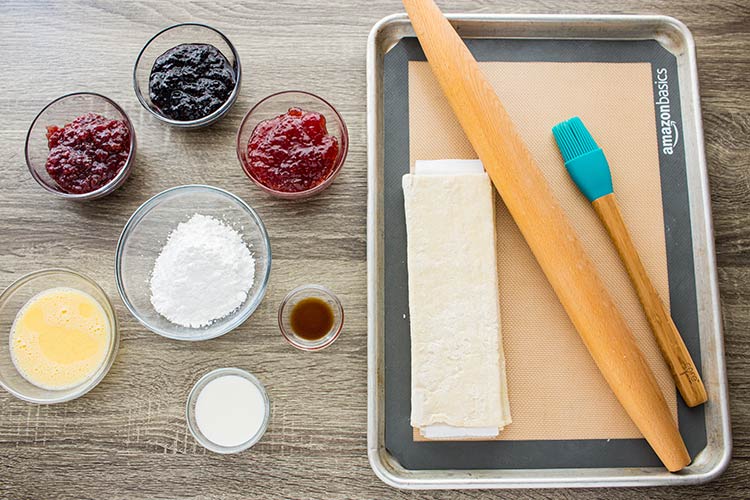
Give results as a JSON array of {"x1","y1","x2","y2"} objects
[{"x1": 366, "y1": 13, "x2": 730, "y2": 489}]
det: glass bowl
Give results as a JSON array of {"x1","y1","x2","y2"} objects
[
  {"x1": 186, "y1": 367, "x2": 270, "y2": 454},
  {"x1": 0, "y1": 269, "x2": 119, "y2": 404},
  {"x1": 115, "y1": 185, "x2": 271, "y2": 341},
  {"x1": 278, "y1": 284, "x2": 343, "y2": 351},
  {"x1": 133, "y1": 23, "x2": 241, "y2": 128},
  {"x1": 24, "y1": 92, "x2": 136, "y2": 200},
  {"x1": 236, "y1": 90, "x2": 349, "y2": 199}
]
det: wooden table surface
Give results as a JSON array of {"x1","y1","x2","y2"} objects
[{"x1": 0, "y1": 1, "x2": 747, "y2": 498}]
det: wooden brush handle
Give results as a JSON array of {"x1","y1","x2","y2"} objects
[
  {"x1": 402, "y1": 0, "x2": 690, "y2": 471},
  {"x1": 592, "y1": 193, "x2": 707, "y2": 407}
]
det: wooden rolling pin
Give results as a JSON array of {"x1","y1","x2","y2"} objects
[{"x1": 402, "y1": 0, "x2": 690, "y2": 471}]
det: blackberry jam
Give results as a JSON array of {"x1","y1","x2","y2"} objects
[{"x1": 148, "y1": 43, "x2": 236, "y2": 122}]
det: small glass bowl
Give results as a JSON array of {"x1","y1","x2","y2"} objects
[
  {"x1": 24, "y1": 92, "x2": 136, "y2": 200},
  {"x1": 133, "y1": 23, "x2": 241, "y2": 128},
  {"x1": 0, "y1": 269, "x2": 119, "y2": 404},
  {"x1": 186, "y1": 367, "x2": 270, "y2": 454},
  {"x1": 236, "y1": 90, "x2": 349, "y2": 199},
  {"x1": 115, "y1": 185, "x2": 271, "y2": 341},
  {"x1": 278, "y1": 285, "x2": 344, "y2": 351}
]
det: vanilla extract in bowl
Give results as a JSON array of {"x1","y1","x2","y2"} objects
[
  {"x1": 278, "y1": 285, "x2": 343, "y2": 351},
  {"x1": 290, "y1": 297, "x2": 334, "y2": 341}
]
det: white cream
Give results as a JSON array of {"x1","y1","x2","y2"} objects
[{"x1": 195, "y1": 375, "x2": 267, "y2": 448}]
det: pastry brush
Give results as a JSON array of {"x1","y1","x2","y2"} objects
[{"x1": 552, "y1": 116, "x2": 707, "y2": 408}]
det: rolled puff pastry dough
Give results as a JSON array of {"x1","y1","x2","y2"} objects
[{"x1": 403, "y1": 166, "x2": 511, "y2": 436}]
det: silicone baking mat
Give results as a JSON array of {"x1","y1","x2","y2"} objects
[{"x1": 382, "y1": 38, "x2": 706, "y2": 469}]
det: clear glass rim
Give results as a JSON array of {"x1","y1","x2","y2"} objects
[
  {"x1": 236, "y1": 90, "x2": 349, "y2": 199},
  {"x1": 185, "y1": 367, "x2": 270, "y2": 454},
  {"x1": 0, "y1": 268, "x2": 120, "y2": 404},
  {"x1": 114, "y1": 184, "x2": 272, "y2": 341},
  {"x1": 24, "y1": 91, "x2": 137, "y2": 200},
  {"x1": 277, "y1": 284, "x2": 344, "y2": 351},
  {"x1": 133, "y1": 22, "x2": 242, "y2": 128}
]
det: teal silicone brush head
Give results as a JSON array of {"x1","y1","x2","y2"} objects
[
  {"x1": 552, "y1": 117, "x2": 613, "y2": 202},
  {"x1": 552, "y1": 116, "x2": 600, "y2": 162}
]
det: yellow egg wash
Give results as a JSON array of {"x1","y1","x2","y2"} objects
[{"x1": 10, "y1": 287, "x2": 110, "y2": 390}]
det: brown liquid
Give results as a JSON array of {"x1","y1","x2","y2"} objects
[{"x1": 289, "y1": 297, "x2": 334, "y2": 341}]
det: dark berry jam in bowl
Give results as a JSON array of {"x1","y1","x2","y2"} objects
[
  {"x1": 133, "y1": 23, "x2": 241, "y2": 128},
  {"x1": 24, "y1": 92, "x2": 136, "y2": 200},
  {"x1": 237, "y1": 91, "x2": 349, "y2": 199}
]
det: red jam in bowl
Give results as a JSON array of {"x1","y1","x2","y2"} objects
[
  {"x1": 246, "y1": 107, "x2": 339, "y2": 193},
  {"x1": 45, "y1": 113, "x2": 131, "y2": 194}
]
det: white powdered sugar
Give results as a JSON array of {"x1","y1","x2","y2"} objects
[{"x1": 149, "y1": 214, "x2": 256, "y2": 328}]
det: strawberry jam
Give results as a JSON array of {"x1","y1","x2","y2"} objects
[
  {"x1": 246, "y1": 107, "x2": 339, "y2": 193},
  {"x1": 45, "y1": 113, "x2": 130, "y2": 194}
]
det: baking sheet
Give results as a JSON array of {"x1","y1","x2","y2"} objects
[
  {"x1": 383, "y1": 36, "x2": 705, "y2": 470},
  {"x1": 367, "y1": 14, "x2": 730, "y2": 489}
]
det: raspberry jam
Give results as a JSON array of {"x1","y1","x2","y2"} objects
[
  {"x1": 45, "y1": 113, "x2": 130, "y2": 194},
  {"x1": 246, "y1": 107, "x2": 339, "y2": 193}
]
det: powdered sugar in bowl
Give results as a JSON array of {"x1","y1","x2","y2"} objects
[{"x1": 115, "y1": 185, "x2": 271, "y2": 341}]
